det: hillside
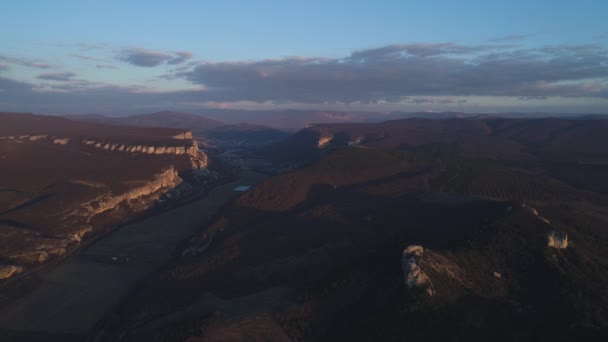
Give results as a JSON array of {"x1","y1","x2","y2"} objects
[
  {"x1": 262, "y1": 118, "x2": 608, "y2": 201},
  {"x1": 0, "y1": 113, "x2": 211, "y2": 280},
  {"x1": 96, "y1": 145, "x2": 608, "y2": 341},
  {"x1": 266, "y1": 118, "x2": 608, "y2": 164}
]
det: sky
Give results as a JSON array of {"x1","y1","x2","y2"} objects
[{"x1": 1, "y1": 0, "x2": 607, "y2": 115}]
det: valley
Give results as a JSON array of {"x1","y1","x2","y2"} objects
[
  {"x1": 3, "y1": 4, "x2": 608, "y2": 341},
  {"x1": 0, "y1": 170, "x2": 267, "y2": 341},
  {"x1": 90, "y1": 123, "x2": 608, "y2": 341},
  {"x1": 1, "y1": 112, "x2": 607, "y2": 341}
]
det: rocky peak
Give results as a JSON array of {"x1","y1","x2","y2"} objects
[{"x1": 402, "y1": 245, "x2": 435, "y2": 296}]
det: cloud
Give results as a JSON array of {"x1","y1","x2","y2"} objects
[
  {"x1": 0, "y1": 55, "x2": 52, "y2": 69},
  {"x1": 176, "y1": 43, "x2": 608, "y2": 103},
  {"x1": 37, "y1": 72, "x2": 77, "y2": 81},
  {"x1": 403, "y1": 97, "x2": 467, "y2": 104},
  {"x1": 518, "y1": 96, "x2": 548, "y2": 100},
  {"x1": 96, "y1": 64, "x2": 117, "y2": 69},
  {"x1": 116, "y1": 48, "x2": 193, "y2": 67},
  {"x1": 70, "y1": 54, "x2": 108, "y2": 62},
  {"x1": 76, "y1": 42, "x2": 108, "y2": 51},
  {"x1": 168, "y1": 51, "x2": 193, "y2": 65},
  {"x1": 351, "y1": 43, "x2": 508, "y2": 59},
  {"x1": 0, "y1": 64, "x2": 8, "y2": 72},
  {"x1": 489, "y1": 34, "x2": 529, "y2": 42},
  {"x1": 0, "y1": 75, "x2": 205, "y2": 113},
  {"x1": 2, "y1": 42, "x2": 608, "y2": 114}
]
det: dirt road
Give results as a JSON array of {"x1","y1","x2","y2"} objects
[{"x1": 0, "y1": 171, "x2": 265, "y2": 338}]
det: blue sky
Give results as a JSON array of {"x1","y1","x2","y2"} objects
[{"x1": 1, "y1": 0, "x2": 607, "y2": 114}]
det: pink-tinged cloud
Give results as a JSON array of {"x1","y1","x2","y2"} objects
[{"x1": 177, "y1": 43, "x2": 608, "y2": 103}]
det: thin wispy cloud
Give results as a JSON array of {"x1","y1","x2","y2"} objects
[
  {"x1": 0, "y1": 55, "x2": 52, "y2": 69},
  {"x1": 488, "y1": 34, "x2": 529, "y2": 42},
  {"x1": 96, "y1": 64, "x2": 117, "y2": 69},
  {"x1": 76, "y1": 42, "x2": 108, "y2": 51},
  {"x1": 404, "y1": 97, "x2": 467, "y2": 104},
  {"x1": 518, "y1": 96, "x2": 548, "y2": 100},
  {"x1": 70, "y1": 54, "x2": 109, "y2": 62},
  {"x1": 37, "y1": 72, "x2": 77, "y2": 81},
  {"x1": 168, "y1": 51, "x2": 193, "y2": 65},
  {"x1": 351, "y1": 43, "x2": 510, "y2": 58}
]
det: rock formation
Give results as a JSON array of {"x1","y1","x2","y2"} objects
[
  {"x1": 548, "y1": 230, "x2": 569, "y2": 249},
  {"x1": 402, "y1": 245, "x2": 435, "y2": 296},
  {"x1": 1, "y1": 131, "x2": 208, "y2": 169},
  {"x1": 80, "y1": 137, "x2": 207, "y2": 168},
  {"x1": 0, "y1": 114, "x2": 217, "y2": 280},
  {"x1": 172, "y1": 131, "x2": 193, "y2": 139},
  {"x1": 0, "y1": 265, "x2": 24, "y2": 280},
  {"x1": 317, "y1": 135, "x2": 333, "y2": 148},
  {"x1": 69, "y1": 167, "x2": 182, "y2": 222}
]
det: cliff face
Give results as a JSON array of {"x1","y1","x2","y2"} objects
[
  {"x1": 68, "y1": 166, "x2": 182, "y2": 221},
  {"x1": 0, "y1": 265, "x2": 24, "y2": 280},
  {"x1": 1, "y1": 130, "x2": 208, "y2": 169},
  {"x1": 0, "y1": 116, "x2": 213, "y2": 281},
  {"x1": 80, "y1": 137, "x2": 207, "y2": 168},
  {"x1": 172, "y1": 131, "x2": 193, "y2": 140},
  {"x1": 1, "y1": 166, "x2": 183, "y2": 276}
]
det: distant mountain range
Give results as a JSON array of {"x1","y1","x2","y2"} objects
[
  {"x1": 67, "y1": 110, "x2": 608, "y2": 130},
  {"x1": 66, "y1": 111, "x2": 224, "y2": 136}
]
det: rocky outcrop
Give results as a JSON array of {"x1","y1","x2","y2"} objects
[
  {"x1": 2, "y1": 131, "x2": 208, "y2": 170},
  {"x1": 405, "y1": 245, "x2": 424, "y2": 256},
  {"x1": 348, "y1": 136, "x2": 364, "y2": 146},
  {"x1": 67, "y1": 226, "x2": 93, "y2": 242},
  {"x1": 172, "y1": 131, "x2": 193, "y2": 139},
  {"x1": 81, "y1": 138, "x2": 199, "y2": 156},
  {"x1": 6, "y1": 232, "x2": 74, "y2": 266},
  {"x1": 5, "y1": 134, "x2": 48, "y2": 141},
  {"x1": 0, "y1": 265, "x2": 24, "y2": 280},
  {"x1": 518, "y1": 203, "x2": 568, "y2": 249},
  {"x1": 80, "y1": 135, "x2": 207, "y2": 168},
  {"x1": 548, "y1": 230, "x2": 569, "y2": 249},
  {"x1": 402, "y1": 245, "x2": 435, "y2": 296},
  {"x1": 71, "y1": 166, "x2": 182, "y2": 222},
  {"x1": 317, "y1": 135, "x2": 333, "y2": 148},
  {"x1": 29, "y1": 135, "x2": 48, "y2": 141}
]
